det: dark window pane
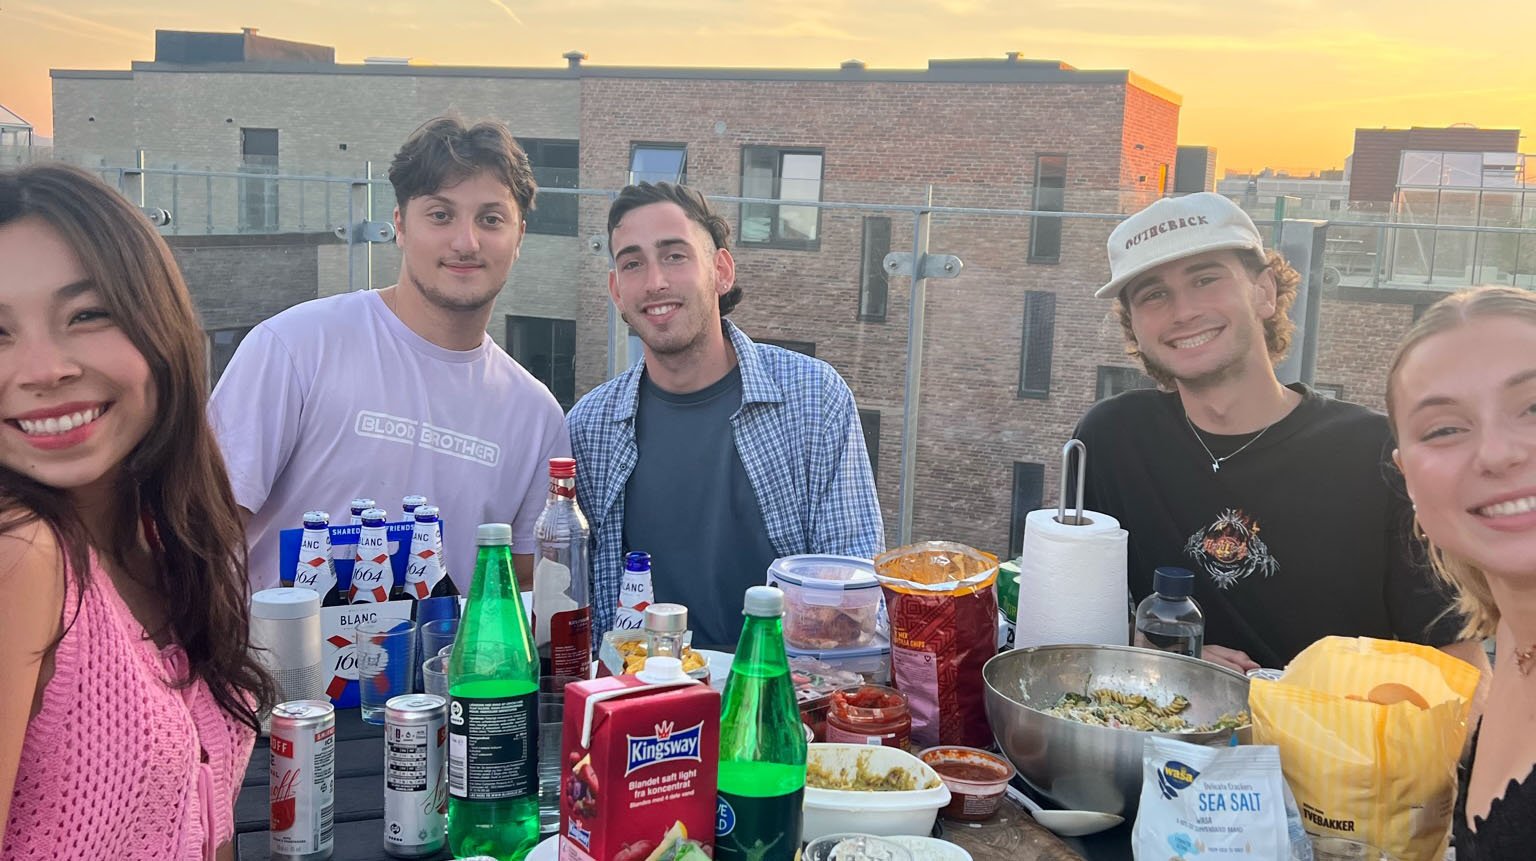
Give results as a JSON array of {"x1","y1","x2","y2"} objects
[
  {"x1": 858, "y1": 409, "x2": 880, "y2": 476},
  {"x1": 518, "y1": 138, "x2": 579, "y2": 236},
  {"x1": 758, "y1": 338, "x2": 816, "y2": 357},
  {"x1": 1018, "y1": 291, "x2": 1056, "y2": 398},
  {"x1": 859, "y1": 217, "x2": 891, "y2": 322},
  {"x1": 507, "y1": 315, "x2": 576, "y2": 409},
  {"x1": 208, "y1": 326, "x2": 252, "y2": 386},
  {"x1": 240, "y1": 128, "x2": 278, "y2": 231},
  {"x1": 1030, "y1": 154, "x2": 1067, "y2": 261},
  {"x1": 1009, "y1": 462, "x2": 1046, "y2": 558},
  {"x1": 1095, "y1": 365, "x2": 1156, "y2": 400}
]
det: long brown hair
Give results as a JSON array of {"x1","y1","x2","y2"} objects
[
  {"x1": 1385, "y1": 286, "x2": 1536, "y2": 640},
  {"x1": 1114, "y1": 249, "x2": 1300, "y2": 388},
  {"x1": 0, "y1": 163, "x2": 275, "y2": 730}
]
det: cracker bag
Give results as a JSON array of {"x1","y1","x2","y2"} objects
[
  {"x1": 1248, "y1": 636, "x2": 1479, "y2": 861},
  {"x1": 1133, "y1": 736, "x2": 1313, "y2": 860}
]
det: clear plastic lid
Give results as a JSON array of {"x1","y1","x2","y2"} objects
[{"x1": 768, "y1": 555, "x2": 879, "y2": 591}]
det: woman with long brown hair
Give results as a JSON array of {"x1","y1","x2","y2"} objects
[
  {"x1": 1389, "y1": 286, "x2": 1536, "y2": 858},
  {"x1": 0, "y1": 163, "x2": 274, "y2": 860}
]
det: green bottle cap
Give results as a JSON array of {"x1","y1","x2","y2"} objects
[
  {"x1": 743, "y1": 585, "x2": 784, "y2": 617},
  {"x1": 476, "y1": 522, "x2": 513, "y2": 545}
]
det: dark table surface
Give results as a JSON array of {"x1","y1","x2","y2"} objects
[{"x1": 235, "y1": 710, "x2": 1130, "y2": 861}]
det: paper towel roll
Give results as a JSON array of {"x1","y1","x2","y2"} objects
[{"x1": 1013, "y1": 507, "x2": 1129, "y2": 649}]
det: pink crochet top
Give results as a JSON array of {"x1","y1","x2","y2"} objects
[{"x1": 3, "y1": 555, "x2": 255, "y2": 860}]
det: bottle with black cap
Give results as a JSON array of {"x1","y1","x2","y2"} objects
[{"x1": 1133, "y1": 567, "x2": 1205, "y2": 658}]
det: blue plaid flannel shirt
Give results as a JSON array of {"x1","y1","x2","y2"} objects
[{"x1": 567, "y1": 320, "x2": 885, "y2": 638}]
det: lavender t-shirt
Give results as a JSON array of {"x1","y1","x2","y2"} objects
[{"x1": 209, "y1": 290, "x2": 570, "y2": 590}]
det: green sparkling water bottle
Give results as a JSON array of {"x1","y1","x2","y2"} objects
[
  {"x1": 715, "y1": 586, "x2": 807, "y2": 861},
  {"x1": 447, "y1": 523, "x2": 540, "y2": 860}
]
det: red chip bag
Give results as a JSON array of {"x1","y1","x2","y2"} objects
[{"x1": 874, "y1": 542, "x2": 998, "y2": 749}]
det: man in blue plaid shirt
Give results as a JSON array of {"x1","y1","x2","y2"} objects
[{"x1": 567, "y1": 182, "x2": 884, "y2": 645}]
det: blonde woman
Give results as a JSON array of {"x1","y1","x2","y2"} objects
[{"x1": 1389, "y1": 286, "x2": 1536, "y2": 858}]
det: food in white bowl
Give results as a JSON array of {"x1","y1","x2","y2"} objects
[{"x1": 801, "y1": 743, "x2": 951, "y2": 842}]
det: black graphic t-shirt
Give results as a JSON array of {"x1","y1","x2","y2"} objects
[{"x1": 1073, "y1": 384, "x2": 1461, "y2": 668}]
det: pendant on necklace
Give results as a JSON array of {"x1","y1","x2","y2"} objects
[
  {"x1": 1212, "y1": 462, "x2": 1220, "y2": 473},
  {"x1": 1517, "y1": 646, "x2": 1536, "y2": 676}
]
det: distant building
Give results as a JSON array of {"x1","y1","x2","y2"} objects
[
  {"x1": 1348, "y1": 125, "x2": 1521, "y2": 206},
  {"x1": 1174, "y1": 145, "x2": 1216, "y2": 194},
  {"x1": 1216, "y1": 170, "x2": 1350, "y2": 218}
]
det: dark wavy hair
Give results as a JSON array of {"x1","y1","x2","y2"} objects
[
  {"x1": 607, "y1": 182, "x2": 743, "y2": 316},
  {"x1": 389, "y1": 115, "x2": 538, "y2": 218},
  {"x1": 0, "y1": 163, "x2": 275, "y2": 732},
  {"x1": 1114, "y1": 248, "x2": 1300, "y2": 388}
]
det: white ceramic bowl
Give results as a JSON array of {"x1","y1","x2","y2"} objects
[{"x1": 802, "y1": 743, "x2": 951, "y2": 842}]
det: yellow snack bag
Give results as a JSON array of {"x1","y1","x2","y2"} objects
[{"x1": 1248, "y1": 636, "x2": 1479, "y2": 861}]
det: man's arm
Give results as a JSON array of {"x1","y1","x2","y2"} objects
[
  {"x1": 208, "y1": 326, "x2": 306, "y2": 526},
  {"x1": 810, "y1": 373, "x2": 883, "y2": 558}
]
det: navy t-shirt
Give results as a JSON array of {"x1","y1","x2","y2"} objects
[{"x1": 623, "y1": 367, "x2": 778, "y2": 647}]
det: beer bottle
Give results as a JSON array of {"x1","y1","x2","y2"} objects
[
  {"x1": 447, "y1": 524, "x2": 540, "y2": 861},
  {"x1": 532, "y1": 457, "x2": 592, "y2": 679},
  {"x1": 349, "y1": 497, "x2": 377, "y2": 525},
  {"x1": 402, "y1": 494, "x2": 428, "y2": 517},
  {"x1": 348, "y1": 508, "x2": 395, "y2": 604},
  {"x1": 614, "y1": 551, "x2": 653, "y2": 631},
  {"x1": 715, "y1": 586, "x2": 806, "y2": 861},
  {"x1": 293, "y1": 510, "x2": 346, "y2": 607},
  {"x1": 397, "y1": 505, "x2": 458, "y2": 601}
]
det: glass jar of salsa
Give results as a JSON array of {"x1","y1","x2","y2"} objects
[{"x1": 825, "y1": 684, "x2": 910, "y2": 750}]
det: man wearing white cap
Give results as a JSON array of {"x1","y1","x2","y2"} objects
[{"x1": 1073, "y1": 192, "x2": 1488, "y2": 675}]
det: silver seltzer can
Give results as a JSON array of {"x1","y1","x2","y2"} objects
[
  {"x1": 383, "y1": 693, "x2": 448, "y2": 858},
  {"x1": 269, "y1": 699, "x2": 336, "y2": 860}
]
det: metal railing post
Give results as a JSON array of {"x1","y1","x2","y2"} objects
[{"x1": 1274, "y1": 219, "x2": 1327, "y2": 386}]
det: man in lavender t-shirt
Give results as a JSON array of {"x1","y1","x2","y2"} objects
[{"x1": 210, "y1": 117, "x2": 569, "y2": 591}]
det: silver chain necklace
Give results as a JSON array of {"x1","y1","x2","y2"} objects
[{"x1": 1184, "y1": 411, "x2": 1277, "y2": 473}]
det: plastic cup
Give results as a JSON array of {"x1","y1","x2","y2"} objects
[
  {"x1": 422, "y1": 653, "x2": 450, "y2": 698},
  {"x1": 538, "y1": 675, "x2": 580, "y2": 834},
  {"x1": 420, "y1": 617, "x2": 460, "y2": 661},
  {"x1": 355, "y1": 617, "x2": 417, "y2": 725}
]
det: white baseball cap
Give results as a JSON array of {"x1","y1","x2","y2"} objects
[{"x1": 1096, "y1": 192, "x2": 1265, "y2": 299}]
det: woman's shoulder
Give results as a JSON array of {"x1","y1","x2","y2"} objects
[{"x1": 0, "y1": 516, "x2": 67, "y2": 630}]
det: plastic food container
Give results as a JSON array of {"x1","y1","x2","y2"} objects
[
  {"x1": 917, "y1": 746, "x2": 1015, "y2": 822},
  {"x1": 802, "y1": 743, "x2": 951, "y2": 842},
  {"x1": 826, "y1": 685, "x2": 911, "y2": 750},
  {"x1": 769, "y1": 555, "x2": 882, "y2": 650},
  {"x1": 788, "y1": 637, "x2": 892, "y2": 685}
]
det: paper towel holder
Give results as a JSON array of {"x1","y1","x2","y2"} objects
[{"x1": 1055, "y1": 439, "x2": 1094, "y2": 527}]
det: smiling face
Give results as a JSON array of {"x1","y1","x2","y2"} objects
[
  {"x1": 0, "y1": 215, "x2": 156, "y2": 504},
  {"x1": 1392, "y1": 315, "x2": 1536, "y2": 581},
  {"x1": 394, "y1": 169, "x2": 525, "y2": 314},
  {"x1": 1121, "y1": 250, "x2": 1278, "y2": 390},
  {"x1": 608, "y1": 201, "x2": 734, "y2": 360}
]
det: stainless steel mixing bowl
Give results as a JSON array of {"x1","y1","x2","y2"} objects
[{"x1": 983, "y1": 643, "x2": 1251, "y2": 818}]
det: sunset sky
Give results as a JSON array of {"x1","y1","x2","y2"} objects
[{"x1": 3, "y1": 0, "x2": 1533, "y2": 175}]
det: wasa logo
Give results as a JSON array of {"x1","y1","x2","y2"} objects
[
  {"x1": 1156, "y1": 760, "x2": 1200, "y2": 800},
  {"x1": 625, "y1": 720, "x2": 704, "y2": 776}
]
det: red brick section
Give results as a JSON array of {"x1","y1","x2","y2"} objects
[
  {"x1": 1311, "y1": 297, "x2": 1418, "y2": 414},
  {"x1": 1348, "y1": 127, "x2": 1522, "y2": 205}
]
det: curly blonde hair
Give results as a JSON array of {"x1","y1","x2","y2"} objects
[
  {"x1": 1387, "y1": 286, "x2": 1536, "y2": 639},
  {"x1": 1113, "y1": 249, "x2": 1300, "y2": 389}
]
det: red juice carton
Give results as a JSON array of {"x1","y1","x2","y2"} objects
[{"x1": 560, "y1": 666, "x2": 720, "y2": 861}]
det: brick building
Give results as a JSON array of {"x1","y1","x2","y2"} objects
[{"x1": 50, "y1": 30, "x2": 1451, "y2": 560}]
